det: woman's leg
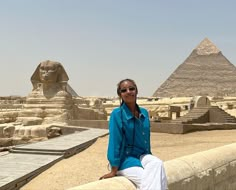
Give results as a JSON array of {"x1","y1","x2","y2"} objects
[
  {"x1": 117, "y1": 167, "x2": 144, "y2": 190},
  {"x1": 140, "y1": 154, "x2": 168, "y2": 190}
]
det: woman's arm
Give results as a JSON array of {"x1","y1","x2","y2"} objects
[{"x1": 99, "y1": 109, "x2": 123, "y2": 179}]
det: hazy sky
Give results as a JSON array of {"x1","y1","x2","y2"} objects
[{"x1": 1, "y1": 0, "x2": 236, "y2": 97}]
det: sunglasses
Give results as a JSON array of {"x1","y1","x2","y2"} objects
[{"x1": 120, "y1": 87, "x2": 136, "y2": 93}]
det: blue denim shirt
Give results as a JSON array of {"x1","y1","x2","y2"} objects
[{"x1": 107, "y1": 103, "x2": 151, "y2": 170}]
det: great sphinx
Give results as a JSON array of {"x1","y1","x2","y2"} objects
[
  {"x1": 17, "y1": 60, "x2": 107, "y2": 126},
  {"x1": 17, "y1": 60, "x2": 75, "y2": 125},
  {"x1": 0, "y1": 60, "x2": 107, "y2": 146}
]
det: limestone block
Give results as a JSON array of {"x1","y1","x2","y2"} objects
[
  {"x1": 30, "y1": 125, "x2": 48, "y2": 137},
  {"x1": 97, "y1": 111, "x2": 107, "y2": 120},
  {"x1": 76, "y1": 107, "x2": 96, "y2": 120},
  {"x1": 227, "y1": 176, "x2": 236, "y2": 190},
  {"x1": 229, "y1": 160, "x2": 236, "y2": 176},
  {"x1": 195, "y1": 169, "x2": 213, "y2": 190},
  {"x1": 47, "y1": 127, "x2": 62, "y2": 139},
  {"x1": 43, "y1": 109, "x2": 68, "y2": 116},
  {"x1": 164, "y1": 159, "x2": 195, "y2": 190},
  {"x1": 178, "y1": 152, "x2": 213, "y2": 172},
  {"x1": 14, "y1": 125, "x2": 30, "y2": 137},
  {"x1": 0, "y1": 111, "x2": 18, "y2": 123},
  {"x1": 43, "y1": 117, "x2": 64, "y2": 124},
  {"x1": 194, "y1": 96, "x2": 211, "y2": 108},
  {"x1": 42, "y1": 113, "x2": 70, "y2": 124},
  {"x1": 3, "y1": 125, "x2": 15, "y2": 138},
  {"x1": 214, "y1": 164, "x2": 229, "y2": 185},
  {"x1": 200, "y1": 145, "x2": 236, "y2": 168},
  {"x1": 23, "y1": 126, "x2": 32, "y2": 137},
  {"x1": 214, "y1": 181, "x2": 228, "y2": 190},
  {"x1": 13, "y1": 125, "x2": 48, "y2": 138},
  {"x1": 177, "y1": 152, "x2": 214, "y2": 190},
  {"x1": 0, "y1": 124, "x2": 7, "y2": 137},
  {"x1": 67, "y1": 176, "x2": 136, "y2": 190},
  {"x1": 15, "y1": 126, "x2": 26, "y2": 136},
  {"x1": 0, "y1": 138, "x2": 13, "y2": 147},
  {"x1": 22, "y1": 117, "x2": 43, "y2": 126},
  {"x1": 18, "y1": 108, "x2": 43, "y2": 117},
  {"x1": 0, "y1": 118, "x2": 5, "y2": 124},
  {"x1": 0, "y1": 127, "x2": 3, "y2": 137},
  {"x1": 24, "y1": 102, "x2": 71, "y2": 109}
]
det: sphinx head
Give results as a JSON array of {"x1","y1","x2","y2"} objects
[
  {"x1": 39, "y1": 61, "x2": 59, "y2": 83},
  {"x1": 31, "y1": 60, "x2": 69, "y2": 90}
]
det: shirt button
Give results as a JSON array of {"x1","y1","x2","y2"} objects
[
  {"x1": 142, "y1": 132, "x2": 145, "y2": 135},
  {"x1": 126, "y1": 151, "x2": 129, "y2": 154},
  {"x1": 144, "y1": 141, "x2": 147, "y2": 144}
]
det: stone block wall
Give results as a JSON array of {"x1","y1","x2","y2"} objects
[
  {"x1": 67, "y1": 143, "x2": 236, "y2": 190},
  {"x1": 165, "y1": 143, "x2": 236, "y2": 190}
]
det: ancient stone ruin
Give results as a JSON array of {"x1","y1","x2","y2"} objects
[
  {"x1": 153, "y1": 38, "x2": 236, "y2": 97},
  {"x1": 0, "y1": 60, "x2": 107, "y2": 148},
  {"x1": 17, "y1": 60, "x2": 107, "y2": 125},
  {"x1": 152, "y1": 96, "x2": 236, "y2": 134}
]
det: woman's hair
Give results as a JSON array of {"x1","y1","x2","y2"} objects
[{"x1": 117, "y1": 79, "x2": 138, "y2": 106}]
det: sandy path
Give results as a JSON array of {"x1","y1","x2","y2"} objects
[{"x1": 21, "y1": 130, "x2": 236, "y2": 190}]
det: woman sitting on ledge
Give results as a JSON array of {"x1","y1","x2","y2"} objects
[{"x1": 100, "y1": 79, "x2": 168, "y2": 190}]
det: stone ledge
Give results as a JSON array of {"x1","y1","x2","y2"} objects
[
  {"x1": 68, "y1": 143, "x2": 236, "y2": 190},
  {"x1": 68, "y1": 176, "x2": 135, "y2": 190}
]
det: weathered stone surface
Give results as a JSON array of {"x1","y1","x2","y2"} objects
[
  {"x1": 0, "y1": 138, "x2": 13, "y2": 147},
  {"x1": 0, "y1": 124, "x2": 15, "y2": 138},
  {"x1": 68, "y1": 176, "x2": 136, "y2": 190},
  {"x1": 47, "y1": 127, "x2": 62, "y2": 139},
  {"x1": 3, "y1": 125, "x2": 15, "y2": 138},
  {"x1": 0, "y1": 111, "x2": 18, "y2": 124},
  {"x1": 21, "y1": 117, "x2": 43, "y2": 126},
  {"x1": 13, "y1": 123, "x2": 67, "y2": 138},
  {"x1": 193, "y1": 96, "x2": 211, "y2": 108},
  {"x1": 153, "y1": 38, "x2": 236, "y2": 97},
  {"x1": 17, "y1": 60, "x2": 73, "y2": 124}
]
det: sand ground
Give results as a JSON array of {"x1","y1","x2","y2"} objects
[{"x1": 20, "y1": 129, "x2": 236, "y2": 190}]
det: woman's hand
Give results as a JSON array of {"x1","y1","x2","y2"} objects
[
  {"x1": 99, "y1": 172, "x2": 116, "y2": 180},
  {"x1": 99, "y1": 166, "x2": 118, "y2": 180}
]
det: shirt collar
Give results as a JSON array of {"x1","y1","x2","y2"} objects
[{"x1": 120, "y1": 103, "x2": 145, "y2": 120}]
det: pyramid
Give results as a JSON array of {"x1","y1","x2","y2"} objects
[
  {"x1": 66, "y1": 83, "x2": 80, "y2": 97},
  {"x1": 153, "y1": 38, "x2": 236, "y2": 97}
]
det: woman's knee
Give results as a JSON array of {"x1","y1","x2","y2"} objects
[
  {"x1": 117, "y1": 167, "x2": 143, "y2": 187},
  {"x1": 141, "y1": 154, "x2": 162, "y2": 163},
  {"x1": 141, "y1": 154, "x2": 164, "y2": 168}
]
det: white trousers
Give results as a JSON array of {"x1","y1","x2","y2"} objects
[{"x1": 117, "y1": 154, "x2": 168, "y2": 190}]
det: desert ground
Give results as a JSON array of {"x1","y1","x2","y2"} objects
[{"x1": 21, "y1": 129, "x2": 236, "y2": 190}]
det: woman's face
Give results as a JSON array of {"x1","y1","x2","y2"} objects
[{"x1": 119, "y1": 80, "x2": 137, "y2": 104}]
